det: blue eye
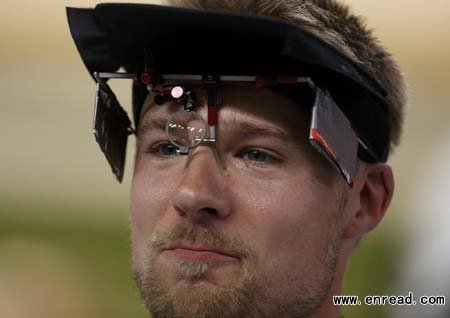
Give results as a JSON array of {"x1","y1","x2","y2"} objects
[
  {"x1": 242, "y1": 149, "x2": 281, "y2": 167},
  {"x1": 159, "y1": 143, "x2": 178, "y2": 156},
  {"x1": 147, "y1": 142, "x2": 179, "y2": 157},
  {"x1": 246, "y1": 149, "x2": 269, "y2": 162}
]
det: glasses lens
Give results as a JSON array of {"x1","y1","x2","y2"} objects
[{"x1": 166, "y1": 110, "x2": 207, "y2": 148}]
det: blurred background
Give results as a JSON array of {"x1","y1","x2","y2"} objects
[{"x1": 1, "y1": 0, "x2": 449, "y2": 317}]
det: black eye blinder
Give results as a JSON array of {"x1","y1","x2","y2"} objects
[{"x1": 93, "y1": 75, "x2": 134, "y2": 182}]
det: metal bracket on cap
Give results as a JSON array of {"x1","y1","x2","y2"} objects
[
  {"x1": 93, "y1": 71, "x2": 377, "y2": 186},
  {"x1": 203, "y1": 74, "x2": 219, "y2": 140}
]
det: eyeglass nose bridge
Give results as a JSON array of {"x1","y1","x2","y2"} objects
[
  {"x1": 173, "y1": 134, "x2": 213, "y2": 154},
  {"x1": 180, "y1": 138, "x2": 229, "y2": 176}
]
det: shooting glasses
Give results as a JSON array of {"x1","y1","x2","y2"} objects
[{"x1": 93, "y1": 71, "x2": 377, "y2": 186}]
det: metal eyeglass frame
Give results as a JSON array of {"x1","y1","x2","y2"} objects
[{"x1": 93, "y1": 72, "x2": 378, "y2": 185}]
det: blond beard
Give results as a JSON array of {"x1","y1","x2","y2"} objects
[{"x1": 133, "y1": 199, "x2": 344, "y2": 318}]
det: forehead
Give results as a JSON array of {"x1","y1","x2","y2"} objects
[{"x1": 139, "y1": 83, "x2": 310, "y2": 139}]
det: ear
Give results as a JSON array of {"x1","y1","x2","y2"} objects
[{"x1": 342, "y1": 164, "x2": 394, "y2": 239}]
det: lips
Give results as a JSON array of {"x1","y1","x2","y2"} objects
[{"x1": 162, "y1": 243, "x2": 239, "y2": 263}]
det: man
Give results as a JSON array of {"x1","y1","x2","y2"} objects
[{"x1": 67, "y1": 0, "x2": 406, "y2": 317}]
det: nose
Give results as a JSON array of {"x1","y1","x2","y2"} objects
[{"x1": 171, "y1": 145, "x2": 232, "y2": 223}]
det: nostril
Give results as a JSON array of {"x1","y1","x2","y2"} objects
[{"x1": 203, "y1": 208, "x2": 218, "y2": 215}]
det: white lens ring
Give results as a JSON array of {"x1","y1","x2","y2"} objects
[{"x1": 166, "y1": 110, "x2": 207, "y2": 149}]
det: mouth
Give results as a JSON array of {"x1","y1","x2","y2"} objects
[{"x1": 161, "y1": 243, "x2": 240, "y2": 263}]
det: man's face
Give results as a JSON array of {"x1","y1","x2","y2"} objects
[{"x1": 130, "y1": 84, "x2": 347, "y2": 318}]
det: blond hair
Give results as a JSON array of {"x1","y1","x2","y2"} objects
[{"x1": 166, "y1": 0, "x2": 407, "y2": 152}]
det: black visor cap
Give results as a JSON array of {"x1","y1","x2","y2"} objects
[{"x1": 67, "y1": 3, "x2": 391, "y2": 162}]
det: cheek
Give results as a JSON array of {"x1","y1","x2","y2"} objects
[
  {"x1": 130, "y1": 162, "x2": 178, "y2": 267},
  {"x1": 231, "y1": 173, "x2": 338, "y2": 275}
]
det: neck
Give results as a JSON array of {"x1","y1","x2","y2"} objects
[{"x1": 308, "y1": 239, "x2": 353, "y2": 318}]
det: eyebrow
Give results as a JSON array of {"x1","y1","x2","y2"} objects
[
  {"x1": 222, "y1": 119, "x2": 310, "y2": 155},
  {"x1": 224, "y1": 119, "x2": 289, "y2": 140},
  {"x1": 138, "y1": 116, "x2": 293, "y2": 143},
  {"x1": 137, "y1": 117, "x2": 168, "y2": 136}
]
